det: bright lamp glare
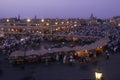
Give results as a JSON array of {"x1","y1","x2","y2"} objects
[
  {"x1": 95, "y1": 72, "x2": 102, "y2": 79},
  {"x1": 27, "y1": 19, "x2": 31, "y2": 23}
]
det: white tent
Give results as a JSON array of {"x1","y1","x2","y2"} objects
[
  {"x1": 73, "y1": 38, "x2": 109, "y2": 51},
  {"x1": 25, "y1": 50, "x2": 39, "y2": 56},
  {"x1": 10, "y1": 51, "x2": 24, "y2": 57},
  {"x1": 10, "y1": 38, "x2": 110, "y2": 58},
  {"x1": 60, "y1": 46, "x2": 73, "y2": 52}
]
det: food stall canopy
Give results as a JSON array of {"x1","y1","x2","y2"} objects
[{"x1": 10, "y1": 38, "x2": 109, "y2": 58}]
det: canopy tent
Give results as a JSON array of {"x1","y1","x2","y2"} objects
[
  {"x1": 10, "y1": 38, "x2": 110, "y2": 58},
  {"x1": 10, "y1": 51, "x2": 24, "y2": 57},
  {"x1": 73, "y1": 38, "x2": 109, "y2": 51},
  {"x1": 60, "y1": 46, "x2": 72, "y2": 52},
  {"x1": 25, "y1": 50, "x2": 39, "y2": 56}
]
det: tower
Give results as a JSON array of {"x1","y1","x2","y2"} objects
[
  {"x1": 18, "y1": 14, "x2": 20, "y2": 21},
  {"x1": 90, "y1": 13, "x2": 94, "y2": 21},
  {"x1": 89, "y1": 13, "x2": 96, "y2": 25}
]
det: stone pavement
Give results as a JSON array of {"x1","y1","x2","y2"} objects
[{"x1": 0, "y1": 53, "x2": 120, "y2": 80}]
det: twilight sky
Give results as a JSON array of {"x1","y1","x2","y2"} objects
[{"x1": 0, "y1": 0, "x2": 120, "y2": 18}]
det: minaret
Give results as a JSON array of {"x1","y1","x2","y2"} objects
[
  {"x1": 89, "y1": 13, "x2": 96, "y2": 25},
  {"x1": 90, "y1": 13, "x2": 94, "y2": 21},
  {"x1": 34, "y1": 15, "x2": 37, "y2": 24},
  {"x1": 18, "y1": 14, "x2": 20, "y2": 21}
]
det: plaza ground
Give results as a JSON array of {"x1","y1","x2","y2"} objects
[{"x1": 0, "y1": 53, "x2": 120, "y2": 80}]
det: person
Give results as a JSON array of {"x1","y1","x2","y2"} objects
[
  {"x1": 69, "y1": 55, "x2": 73, "y2": 65},
  {"x1": 106, "y1": 53, "x2": 110, "y2": 60},
  {"x1": 56, "y1": 54, "x2": 59, "y2": 64},
  {"x1": 93, "y1": 53, "x2": 97, "y2": 61},
  {"x1": 113, "y1": 46, "x2": 118, "y2": 53},
  {"x1": 63, "y1": 55, "x2": 67, "y2": 64},
  {"x1": 69, "y1": 58, "x2": 73, "y2": 65}
]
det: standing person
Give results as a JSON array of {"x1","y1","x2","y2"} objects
[
  {"x1": 69, "y1": 55, "x2": 73, "y2": 65},
  {"x1": 63, "y1": 55, "x2": 67, "y2": 64},
  {"x1": 113, "y1": 46, "x2": 117, "y2": 54},
  {"x1": 56, "y1": 54, "x2": 59, "y2": 64},
  {"x1": 106, "y1": 53, "x2": 110, "y2": 60},
  {"x1": 93, "y1": 53, "x2": 97, "y2": 61}
]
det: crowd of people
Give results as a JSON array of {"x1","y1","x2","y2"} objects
[{"x1": 0, "y1": 23, "x2": 120, "y2": 65}]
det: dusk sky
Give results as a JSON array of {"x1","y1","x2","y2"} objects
[{"x1": 0, "y1": 0, "x2": 120, "y2": 18}]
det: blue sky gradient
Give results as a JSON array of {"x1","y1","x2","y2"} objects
[{"x1": 0, "y1": 0, "x2": 120, "y2": 18}]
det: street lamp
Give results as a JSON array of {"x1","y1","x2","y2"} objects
[
  {"x1": 27, "y1": 18, "x2": 31, "y2": 23},
  {"x1": 26, "y1": 18, "x2": 31, "y2": 27},
  {"x1": 41, "y1": 19, "x2": 44, "y2": 23},
  {"x1": 95, "y1": 70, "x2": 103, "y2": 80},
  {"x1": 6, "y1": 19, "x2": 10, "y2": 22},
  {"x1": 6, "y1": 19, "x2": 10, "y2": 26},
  {"x1": 61, "y1": 21, "x2": 64, "y2": 24},
  {"x1": 46, "y1": 23, "x2": 49, "y2": 26},
  {"x1": 55, "y1": 22, "x2": 58, "y2": 25}
]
